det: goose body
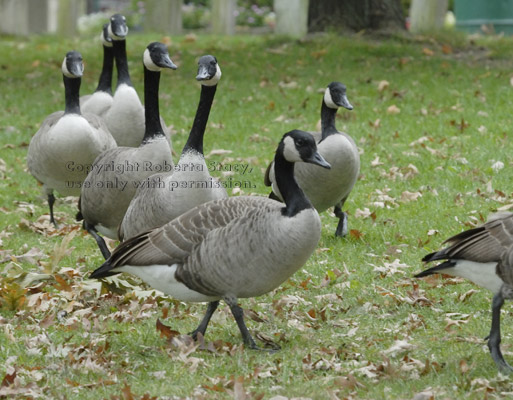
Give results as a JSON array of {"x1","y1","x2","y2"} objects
[
  {"x1": 78, "y1": 42, "x2": 177, "y2": 258},
  {"x1": 265, "y1": 82, "x2": 357, "y2": 237},
  {"x1": 80, "y1": 23, "x2": 114, "y2": 118},
  {"x1": 119, "y1": 55, "x2": 227, "y2": 240},
  {"x1": 27, "y1": 51, "x2": 116, "y2": 225},
  {"x1": 417, "y1": 211, "x2": 513, "y2": 372},
  {"x1": 91, "y1": 129, "x2": 330, "y2": 350}
]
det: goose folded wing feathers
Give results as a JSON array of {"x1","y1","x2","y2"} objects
[
  {"x1": 451, "y1": 214, "x2": 513, "y2": 261},
  {"x1": 109, "y1": 198, "x2": 249, "y2": 267},
  {"x1": 423, "y1": 213, "x2": 513, "y2": 265}
]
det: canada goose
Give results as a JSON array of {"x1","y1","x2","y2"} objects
[
  {"x1": 103, "y1": 14, "x2": 170, "y2": 147},
  {"x1": 119, "y1": 55, "x2": 227, "y2": 240},
  {"x1": 80, "y1": 23, "x2": 114, "y2": 117},
  {"x1": 417, "y1": 211, "x2": 513, "y2": 373},
  {"x1": 77, "y1": 42, "x2": 177, "y2": 259},
  {"x1": 265, "y1": 81, "x2": 357, "y2": 237},
  {"x1": 27, "y1": 51, "x2": 116, "y2": 226},
  {"x1": 91, "y1": 129, "x2": 331, "y2": 350}
]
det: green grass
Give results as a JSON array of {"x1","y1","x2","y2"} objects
[{"x1": 2, "y1": 29, "x2": 513, "y2": 398}]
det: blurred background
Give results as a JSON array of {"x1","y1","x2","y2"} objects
[{"x1": 2, "y1": 0, "x2": 511, "y2": 39}]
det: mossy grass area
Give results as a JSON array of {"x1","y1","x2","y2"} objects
[{"x1": 2, "y1": 29, "x2": 513, "y2": 398}]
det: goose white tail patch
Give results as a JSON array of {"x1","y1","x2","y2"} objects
[
  {"x1": 118, "y1": 264, "x2": 220, "y2": 302},
  {"x1": 444, "y1": 260, "x2": 502, "y2": 293},
  {"x1": 324, "y1": 87, "x2": 338, "y2": 109}
]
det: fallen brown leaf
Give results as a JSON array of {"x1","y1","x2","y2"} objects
[{"x1": 156, "y1": 318, "x2": 180, "y2": 340}]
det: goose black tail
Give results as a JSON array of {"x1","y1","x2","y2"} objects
[
  {"x1": 415, "y1": 260, "x2": 456, "y2": 278},
  {"x1": 90, "y1": 258, "x2": 119, "y2": 279}
]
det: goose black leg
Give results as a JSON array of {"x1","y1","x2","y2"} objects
[
  {"x1": 334, "y1": 204, "x2": 348, "y2": 237},
  {"x1": 189, "y1": 301, "x2": 219, "y2": 339},
  {"x1": 48, "y1": 192, "x2": 58, "y2": 228},
  {"x1": 224, "y1": 296, "x2": 280, "y2": 352},
  {"x1": 83, "y1": 221, "x2": 111, "y2": 260},
  {"x1": 488, "y1": 292, "x2": 513, "y2": 373}
]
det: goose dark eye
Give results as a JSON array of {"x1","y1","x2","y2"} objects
[{"x1": 296, "y1": 139, "x2": 304, "y2": 146}]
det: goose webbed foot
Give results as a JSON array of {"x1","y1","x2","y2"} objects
[
  {"x1": 334, "y1": 206, "x2": 348, "y2": 237},
  {"x1": 189, "y1": 301, "x2": 219, "y2": 340},
  {"x1": 83, "y1": 221, "x2": 111, "y2": 260},
  {"x1": 48, "y1": 192, "x2": 58, "y2": 228},
  {"x1": 488, "y1": 293, "x2": 513, "y2": 373},
  {"x1": 225, "y1": 297, "x2": 280, "y2": 353}
]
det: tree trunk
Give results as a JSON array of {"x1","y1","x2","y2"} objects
[
  {"x1": 308, "y1": 0, "x2": 405, "y2": 33},
  {"x1": 409, "y1": 0, "x2": 448, "y2": 33}
]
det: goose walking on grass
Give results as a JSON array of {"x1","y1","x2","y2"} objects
[
  {"x1": 77, "y1": 42, "x2": 177, "y2": 259},
  {"x1": 27, "y1": 51, "x2": 116, "y2": 226},
  {"x1": 417, "y1": 212, "x2": 513, "y2": 373},
  {"x1": 119, "y1": 55, "x2": 227, "y2": 240},
  {"x1": 91, "y1": 129, "x2": 331, "y2": 350},
  {"x1": 265, "y1": 81, "x2": 357, "y2": 237},
  {"x1": 104, "y1": 14, "x2": 170, "y2": 147},
  {"x1": 80, "y1": 23, "x2": 114, "y2": 118}
]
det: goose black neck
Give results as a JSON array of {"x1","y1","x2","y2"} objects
[
  {"x1": 95, "y1": 45, "x2": 114, "y2": 94},
  {"x1": 63, "y1": 75, "x2": 81, "y2": 115},
  {"x1": 274, "y1": 153, "x2": 313, "y2": 217},
  {"x1": 320, "y1": 101, "x2": 338, "y2": 139},
  {"x1": 142, "y1": 66, "x2": 164, "y2": 143},
  {"x1": 113, "y1": 39, "x2": 132, "y2": 88},
  {"x1": 182, "y1": 84, "x2": 217, "y2": 155}
]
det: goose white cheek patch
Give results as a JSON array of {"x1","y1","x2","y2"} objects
[
  {"x1": 62, "y1": 58, "x2": 82, "y2": 78},
  {"x1": 282, "y1": 136, "x2": 301, "y2": 162},
  {"x1": 324, "y1": 87, "x2": 339, "y2": 109},
  {"x1": 61, "y1": 58, "x2": 72, "y2": 77},
  {"x1": 202, "y1": 64, "x2": 222, "y2": 86},
  {"x1": 143, "y1": 49, "x2": 162, "y2": 72},
  {"x1": 101, "y1": 31, "x2": 113, "y2": 47}
]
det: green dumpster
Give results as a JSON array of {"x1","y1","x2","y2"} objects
[{"x1": 455, "y1": 0, "x2": 513, "y2": 34}]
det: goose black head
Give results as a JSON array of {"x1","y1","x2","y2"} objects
[
  {"x1": 109, "y1": 14, "x2": 128, "y2": 40},
  {"x1": 62, "y1": 51, "x2": 84, "y2": 78},
  {"x1": 101, "y1": 23, "x2": 113, "y2": 47},
  {"x1": 324, "y1": 82, "x2": 353, "y2": 110},
  {"x1": 280, "y1": 130, "x2": 331, "y2": 169},
  {"x1": 143, "y1": 42, "x2": 178, "y2": 71},
  {"x1": 196, "y1": 55, "x2": 221, "y2": 86}
]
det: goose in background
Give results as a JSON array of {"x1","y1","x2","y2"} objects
[
  {"x1": 119, "y1": 55, "x2": 227, "y2": 240},
  {"x1": 265, "y1": 81, "x2": 357, "y2": 237},
  {"x1": 417, "y1": 212, "x2": 513, "y2": 373},
  {"x1": 80, "y1": 23, "x2": 114, "y2": 117},
  {"x1": 91, "y1": 129, "x2": 331, "y2": 350},
  {"x1": 104, "y1": 14, "x2": 171, "y2": 147},
  {"x1": 27, "y1": 51, "x2": 116, "y2": 226},
  {"x1": 77, "y1": 42, "x2": 177, "y2": 259}
]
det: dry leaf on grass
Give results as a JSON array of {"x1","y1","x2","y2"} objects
[
  {"x1": 383, "y1": 339, "x2": 416, "y2": 357},
  {"x1": 387, "y1": 105, "x2": 401, "y2": 114}
]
